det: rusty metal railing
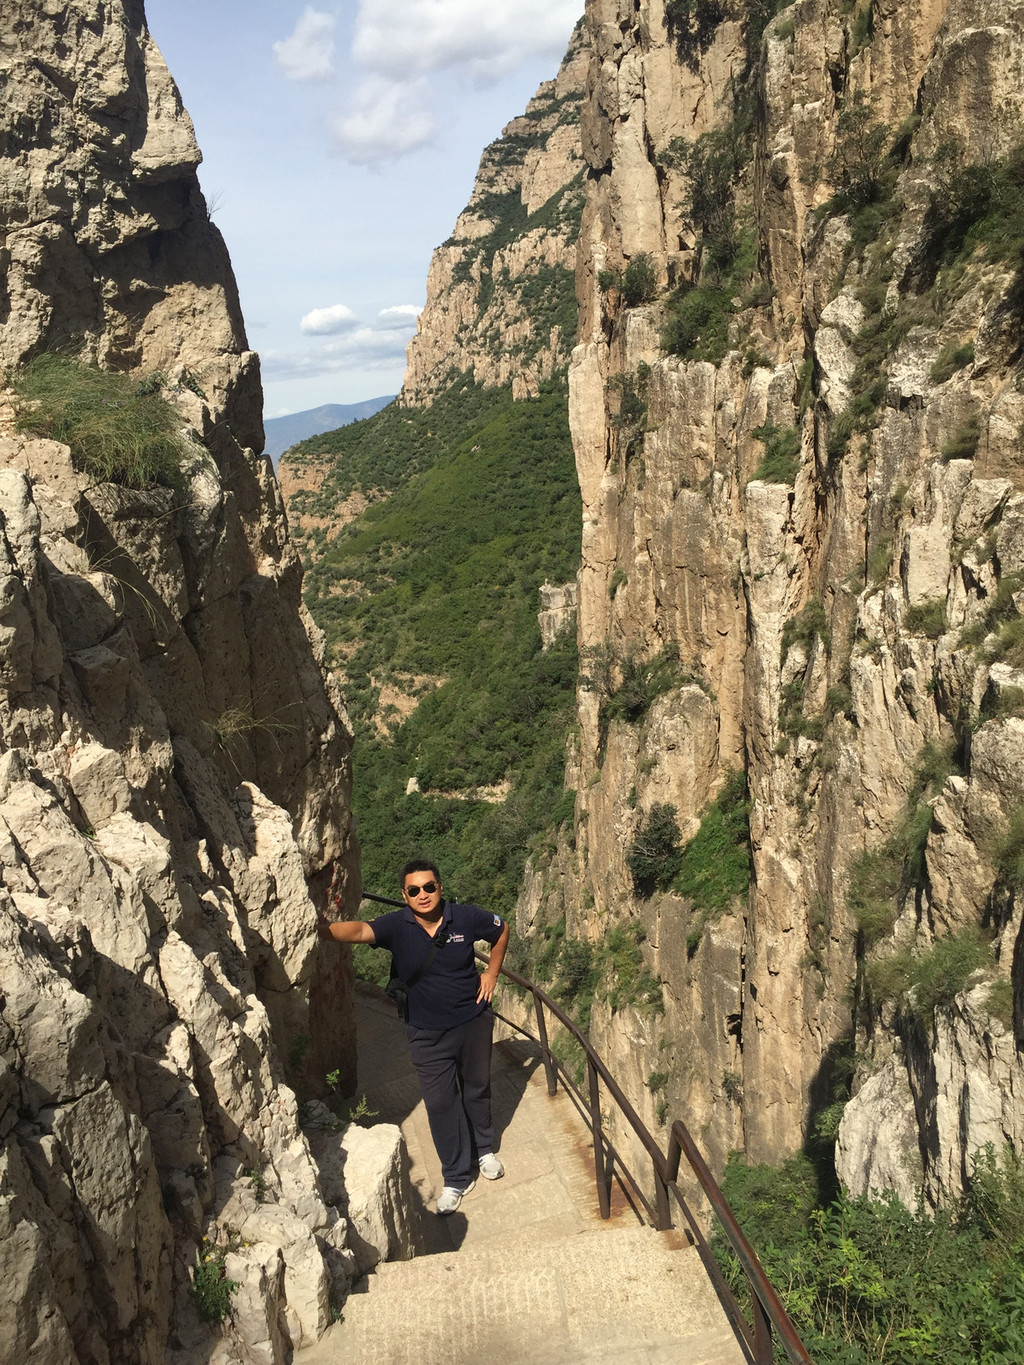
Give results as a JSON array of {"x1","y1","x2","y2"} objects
[{"x1": 358, "y1": 893, "x2": 811, "y2": 1364}]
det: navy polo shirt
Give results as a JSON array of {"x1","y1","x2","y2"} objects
[{"x1": 370, "y1": 900, "x2": 505, "y2": 1030}]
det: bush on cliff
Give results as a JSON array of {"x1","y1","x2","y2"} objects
[
  {"x1": 11, "y1": 353, "x2": 186, "y2": 488},
  {"x1": 627, "y1": 803, "x2": 684, "y2": 898},
  {"x1": 716, "y1": 1146, "x2": 1024, "y2": 1364}
]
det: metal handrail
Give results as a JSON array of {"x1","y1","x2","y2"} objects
[{"x1": 356, "y1": 893, "x2": 812, "y2": 1364}]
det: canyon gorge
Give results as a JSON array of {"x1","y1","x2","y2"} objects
[{"x1": 3, "y1": 0, "x2": 1024, "y2": 1359}]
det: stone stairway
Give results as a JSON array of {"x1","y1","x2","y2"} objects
[{"x1": 300, "y1": 985, "x2": 747, "y2": 1364}]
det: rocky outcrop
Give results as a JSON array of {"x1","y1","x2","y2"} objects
[
  {"x1": 400, "y1": 22, "x2": 590, "y2": 405},
  {"x1": 0, "y1": 3, "x2": 365, "y2": 1361},
  {"x1": 514, "y1": 0, "x2": 1024, "y2": 1208}
]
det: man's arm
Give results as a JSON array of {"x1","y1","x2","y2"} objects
[
  {"x1": 318, "y1": 917, "x2": 377, "y2": 945},
  {"x1": 476, "y1": 920, "x2": 510, "y2": 1003}
]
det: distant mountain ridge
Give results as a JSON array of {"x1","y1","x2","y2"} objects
[{"x1": 264, "y1": 397, "x2": 394, "y2": 464}]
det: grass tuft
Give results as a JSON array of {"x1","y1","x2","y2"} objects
[
  {"x1": 11, "y1": 354, "x2": 186, "y2": 488},
  {"x1": 750, "y1": 423, "x2": 801, "y2": 485}
]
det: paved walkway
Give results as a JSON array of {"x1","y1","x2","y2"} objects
[{"x1": 300, "y1": 983, "x2": 747, "y2": 1364}]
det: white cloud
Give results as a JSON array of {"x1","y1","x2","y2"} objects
[
  {"x1": 377, "y1": 305, "x2": 422, "y2": 329},
  {"x1": 262, "y1": 318, "x2": 418, "y2": 381},
  {"x1": 300, "y1": 303, "x2": 358, "y2": 335},
  {"x1": 273, "y1": 8, "x2": 336, "y2": 83},
  {"x1": 351, "y1": 0, "x2": 583, "y2": 82},
  {"x1": 328, "y1": 76, "x2": 437, "y2": 164}
]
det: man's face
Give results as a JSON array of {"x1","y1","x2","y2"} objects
[{"x1": 402, "y1": 872, "x2": 442, "y2": 915}]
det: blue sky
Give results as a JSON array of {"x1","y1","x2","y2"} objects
[{"x1": 145, "y1": 1, "x2": 583, "y2": 416}]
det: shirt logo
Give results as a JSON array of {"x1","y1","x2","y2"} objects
[
  {"x1": 448, "y1": 933, "x2": 465, "y2": 943},
  {"x1": 493, "y1": 915, "x2": 501, "y2": 926}
]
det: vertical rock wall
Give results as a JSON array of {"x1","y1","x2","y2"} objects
[
  {"x1": 522, "y1": 0, "x2": 1024, "y2": 1206},
  {"x1": 401, "y1": 22, "x2": 590, "y2": 404},
  {"x1": 0, "y1": 3, "x2": 361, "y2": 1361}
]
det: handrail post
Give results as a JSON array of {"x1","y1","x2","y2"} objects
[
  {"x1": 665, "y1": 1125, "x2": 682, "y2": 1187},
  {"x1": 588, "y1": 1055, "x2": 611, "y2": 1220},
  {"x1": 654, "y1": 1162, "x2": 672, "y2": 1232},
  {"x1": 752, "y1": 1292, "x2": 773, "y2": 1364},
  {"x1": 533, "y1": 990, "x2": 558, "y2": 1096}
]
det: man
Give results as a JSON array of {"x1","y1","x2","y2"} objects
[{"x1": 320, "y1": 859, "x2": 510, "y2": 1215}]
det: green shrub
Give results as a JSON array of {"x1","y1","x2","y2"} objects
[
  {"x1": 911, "y1": 927, "x2": 992, "y2": 1016},
  {"x1": 782, "y1": 594, "x2": 831, "y2": 658},
  {"x1": 984, "y1": 977, "x2": 1014, "y2": 1029},
  {"x1": 601, "y1": 922, "x2": 663, "y2": 1013},
  {"x1": 913, "y1": 141, "x2": 1024, "y2": 291},
  {"x1": 600, "y1": 644, "x2": 681, "y2": 734},
  {"x1": 675, "y1": 771, "x2": 751, "y2": 914},
  {"x1": 529, "y1": 917, "x2": 661, "y2": 1027},
  {"x1": 825, "y1": 682, "x2": 853, "y2": 720},
  {"x1": 191, "y1": 1243, "x2": 238, "y2": 1323},
  {"x1": 621, "y1": 254, "x2": 659, "y2": 306},
  {"x1": 660, "y1": 282, "x2": 733, "y2": 362},
  {"x1": 967, "y1": 1143, "x2": 1024, "y2": 1254},
  {"x1": 941, "y1": 414, "x2": 982, "y2": 461},
  {"x1": 659, "y1": 119, "x2": 765, "y2": 364},
  {"x1": 608, "y1": 567, "x2": 628, "y2": 598},
  {"x1": 868, "y1": 532, "x2": 893, "y2": 585},
  {"x1": 906, "y1": 599, "x2": 947, "y2": 638},
  {"x1": 750, "y1": 422, "x2": 801, "y2": 484},
  {"x1": 848, "y1": 845, "x2": 902, "y2": 945},
  {"x1": 865, "y1": 927, "x2": 991, "y2": 1022},
  {"x1": 849, "y1": 1, "x2": 874, "y2": 53},
  {"x1": 988, "y1": 618, "x2": 1024, "y2": 669},
  {"x1": 825, "y1": 93, "x2": 896, "y2": 212},
  {"x1": 849, "y1": 740, "x2": 960, "y2": 948},
  {"x1": 664, "y1": 0, "x2": 726, "y2": 70},
  {"x1": 930, "y1": 341, "x2": 975, "y2": 384},
  {"x1": 11, "y1": 353, "x2": 186, "y2": 488},
  {"x1": 608, "y1": 363, "x2": 651, "y2": 457},
  {"x1": 628, "y1": 803, "x2": 684, "y2": 898},
  {"x1": 981, "y1": 684, "x2": 1024, "y2": 722},
  {"x1": 995, "y1": 805, "x2": 1024, "y2": 896},
  {"x1": 717, "y1": 1154, "x2": 1024, "y2": 1365}
]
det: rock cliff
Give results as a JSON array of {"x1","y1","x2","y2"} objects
[
  {"x1": 0, "y1": 3, "x2": 366, "y2": 1361},
  {"x1": 516, "y1": 0, "x2": 1024, "y2": 1210},
  {"x1": 400, "y1": 21, "x2": 590, "y2": 405}
]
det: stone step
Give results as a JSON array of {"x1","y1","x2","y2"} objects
[{"x1": 300, "y1": 1224, "x2": 746, "y2": 1365}]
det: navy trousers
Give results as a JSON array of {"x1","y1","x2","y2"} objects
[{"x1": 407, "y1": 1009, "x2": 495, "y2": 1188}]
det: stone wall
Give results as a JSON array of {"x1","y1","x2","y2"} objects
[
  {"x1": 518, "y1": 0, "x2": 1024, "y2": 1207},
  {"x1": 0, "y1": 3, "x2": 366, "y2": 1360}
]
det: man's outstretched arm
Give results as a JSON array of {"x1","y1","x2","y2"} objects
[
  {"x1": 477, "y1": 921, "x2": 510, "y2": 1003},
  {"x1": 318, "y1": 918, "x2": 377, "y2": 944}
]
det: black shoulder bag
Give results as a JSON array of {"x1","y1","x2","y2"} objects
[{"x1": 385, "y1": 926, "x2": 450, "y2": 1023}]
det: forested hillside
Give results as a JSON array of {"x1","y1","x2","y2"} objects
[{"x1": 301, "y1": 381, "x2": 580, "y2": 928}]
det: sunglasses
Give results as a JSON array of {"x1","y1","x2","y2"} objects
[{"x1": 404, "y1": 880, "x2": 438, "y2": 897}]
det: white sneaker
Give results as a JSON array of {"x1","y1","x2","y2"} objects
[
  {"x1": 436, "y1": 1179, "x2": 475, "y2": 1214},
  {"x1": 478, "y1": 1153, "x2": 504, "y2": 1180}
]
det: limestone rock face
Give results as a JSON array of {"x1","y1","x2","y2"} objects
[
  {"x1": 514, "y1": 0, "x2": 1024, "y2": 1209},
  {"x1": 0, "y1": 0, "x2": 263, "y2": 453},
  {"x1": 307, "y1": 1113, "x2": 417, "y2": 1277},
  {"x1": 400, "y1": 22, "x2": 590, "y2": 405},
  {"x1": 0, "y1": 4, "x2": 365, "y2": 1361}
]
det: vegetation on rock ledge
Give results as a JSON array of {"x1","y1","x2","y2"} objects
[{"x1": 11, "y1": 353, "x2": 189, "y2": 488}]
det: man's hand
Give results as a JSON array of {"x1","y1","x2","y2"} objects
[
  {"x1": 477, "y1": 920, "x2": 509, "y2": 1001},
  {"x1": 476, "y1": 968, "x2": 500, "y2": 1004}
]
